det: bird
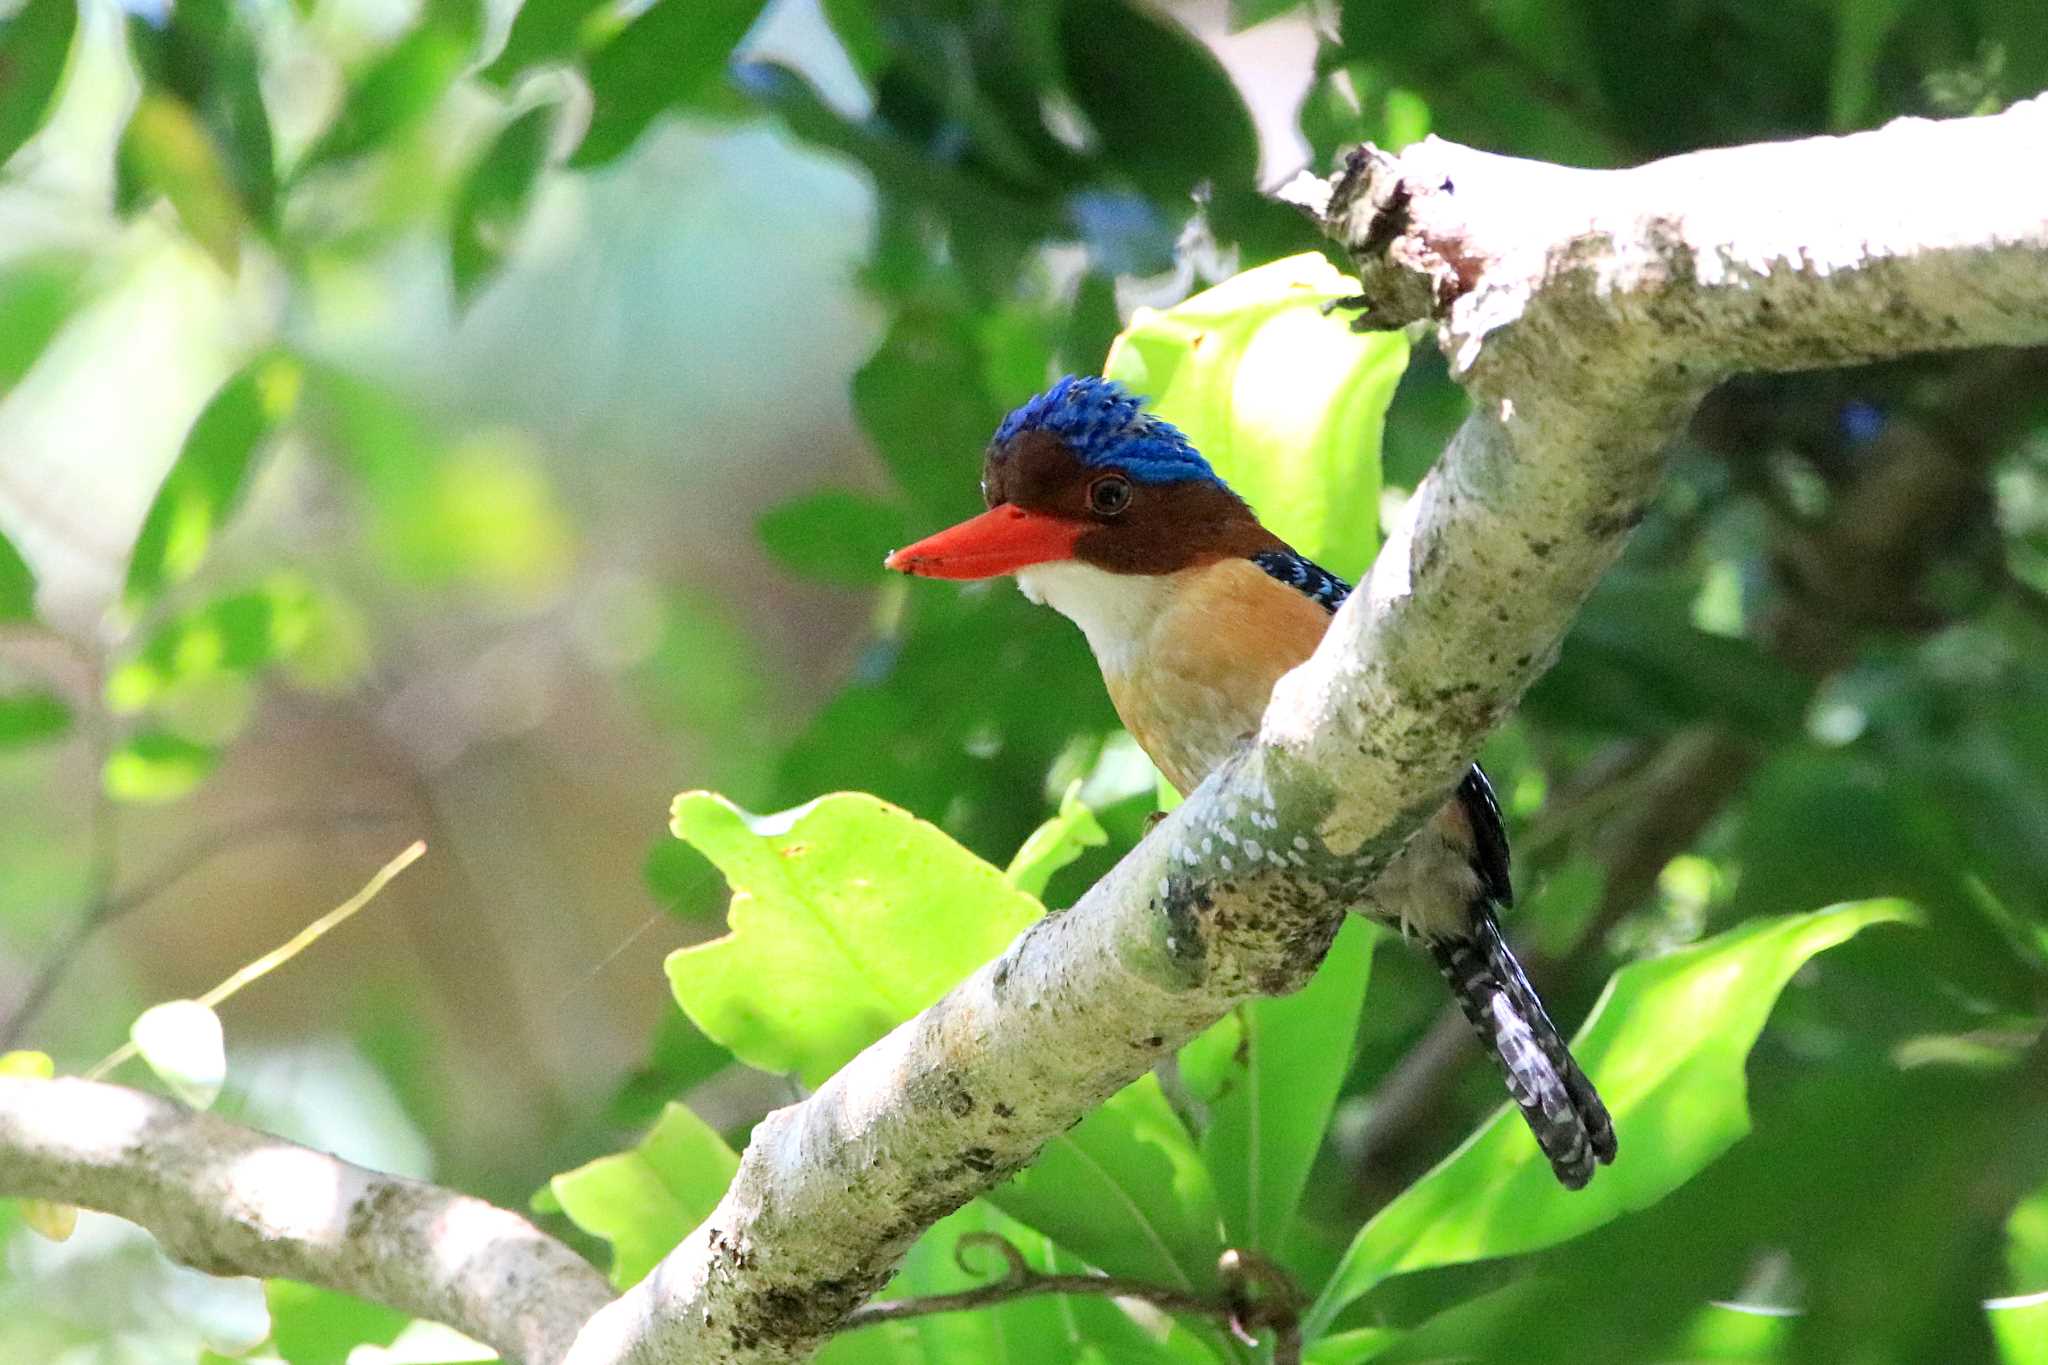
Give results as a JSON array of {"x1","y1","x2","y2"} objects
[{"x1": 884, "y1": 374, "x2": 1616, "y2": 1189}]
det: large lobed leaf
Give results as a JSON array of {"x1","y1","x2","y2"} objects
[
  {"x1": 665, "y1": 791, "x2": 1044, "y2": 1087},
  {"x1": 1308, "y1": 900, "x2": 1919, "y2": 1335},
  {"x1": 1105, "y1": 251, "x2": 1406, "y2": 584}
]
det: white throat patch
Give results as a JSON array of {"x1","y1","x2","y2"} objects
[{"x1": 1013, "y1": 561, "x2": 1175, "y2": 679}]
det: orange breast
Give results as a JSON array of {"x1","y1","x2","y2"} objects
[{"x1": 1106, "y1": 558, "x2": 1333, "y2": 794}]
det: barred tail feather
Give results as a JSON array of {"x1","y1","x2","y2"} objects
[{"x1": 1430, "y1": 911, "x2": 1617, "y2": 1189}]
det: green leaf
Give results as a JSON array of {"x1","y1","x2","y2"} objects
[
  {"x1": 1057, "y1": 0, "x2": 1256, "y2": 211},
  {"x1": 1993, "y1": 1294, "x2": 2048, "y2": 1365},
  {"x1": 0, "y1": 252, "x2": 89, "y2": 392},
  {"x1": 847, "y1": 1198, "x2": 1207, "y2": 1364},
  {"x1": 122, "y1": 0, "x2": 277, "y2": 252},
  {"x1": 1528, "y1": 573, "x2": 1814, "y2": 739},
  {"x1": 1187, "y1": 917, "x2": 1375, "y2": 1264},
  {"x1": 483, "y1": 0, "x2": 614, "y2": 84},
  {"x1": 1003, "y1": 780, "x2": 1107, "y2": 899},
  {"x1": 450, "y1": 102, "x2": 555, "y2": 306},
  {"x1": 1105, "y1": 252, "x2": 1407, "y2": 584},
  {"x1": 816, "y1": 0, "x2": 886, "y2": 80},
  {"x1": 118, "y1": 91, "x2": 246, "y2": 270},
  {"x1": 125, "y1": 353, "x2": 303, "y2": 610},
  {"x1": 103, "y1": 730, "x2": 220, "y2": 803},
  {"x1": 0, "y1": 523, "x2": 34, "y2": 620},
  {"x1": 757, "y1": 490, "x2": 910, "y2": 587},
  {"x1": 130, "y1": 998, "x2": 226, "y2": 1109},
  {"x1": 0, "y1": 0, "x2": 77, "y2": 166},
  {"x1": 665, "y1": 791, "x2": 1044, "y2": 1086},
  {"x1": 299, "y1": 0, "x2": 481, "y2": 172},
  {"x1": 267, "y1": 1281, "x2": 410, "y2": 1365},
  {"x1": 550, "y1": 1101, "x2": 739, "y2": 1287},
  {"x1": 1307, "y1": 900, "x2": 1920, "y2": 1334},
  {"x1": 107, "y1": 574, "x2": 328, "y2": 712},
  {"x1": 852, "y1": 306, "x2": 1008, "y2": 526},
  {"x1": 572, "y1": 0, "x2": 771, "y2": 168},
  {"x1": 986, "y1": 1074, "x2": 1223, "y2": 1291},
  {"x1": 1227, "y1": 0, "x2": 1308, "y2": 30}
]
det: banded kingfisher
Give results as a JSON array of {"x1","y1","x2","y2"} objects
[{"x1": 885, "y1": 375, "x2": 1617, "y2": 1189}]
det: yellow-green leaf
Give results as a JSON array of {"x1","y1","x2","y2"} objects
[
  {"x1": 1004, "y1": 781, "x2": 1107, "y2": 900},
  {"x1": 1105, "y1": 251, "x2": 1406, "y2": 584},
  {"x1": 549, "y1": 1102, "x2": 739, "y2": 1287},
  {"x1": 125, "y1": 353, "x2": 302, "y2": 610},
  {"x1": 665, "y1": 792, "x2": 1043, "y2": 1087}
]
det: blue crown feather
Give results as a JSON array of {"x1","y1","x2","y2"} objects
[{"x1": 992, "y1": 376, "x2": 1220, "y2": 486}]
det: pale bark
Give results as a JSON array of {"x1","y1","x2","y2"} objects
[{"x1": 0, "y1": 1077, "x2": 610, "y2": 1364}]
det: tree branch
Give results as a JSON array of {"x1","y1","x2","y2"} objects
[
  {"x1": 560, "y1": 98, "x2": 2048, "y2": 1364},
  {"x1": 0, "y1": 1076, "x2": 611, "y2": 1364}
]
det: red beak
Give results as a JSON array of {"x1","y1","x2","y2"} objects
[{"x1": 884, "y1": 505, "x2": 1086, "y2": 580}]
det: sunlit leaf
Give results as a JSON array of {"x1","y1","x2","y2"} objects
[
  {"x1": 757, "y1": 490, "x2": 910, "y2": 587},
  {"x1": 1308, "y1": 900, "x2": 1920, "y2": 1334},
  {"x1": 1105, "y1": 252, "x2": 1406, "y2": 583},
  {"x1": 0, "y1": 0, "x2": 77, "y2": 166},
  {"x1": 121, "y1": 0, "x2": 277, "y2": 260},
  {"x1": 0, "y1": 525, "x2": 34, "y2": 620},
  {"x1": 1003, "y1": 780, "x2": 1106, "y2": 899},
  {"x1": 125, "y1": 353, "x2": 303, "y2": 610},
  {"x1": 1671, "y1": 1300, "x2": 1797, "y2": 1361},
  {"x1": 987, "y1": 1074, "x2": 1223, "y2": 1291},
  {"x1": 130, "y1": 999, "x2": 227, "y2": 1108},
  {"x1": 1302, "y1": 1325, "x2": 1402, "y2": 1363},
  {"x1": 0, "y1": 690, "x2": 70, "y2": 747},
  {"x1": 119, "y1": 91, "x2": 246, "y2": 270},
  {"x1": 550, "y1": 1101, "x2": 739, "y2": 1287},
  {"x1": 299, "y1": 0, "x2": 481, "y2": 172},
  {"x1": 572, "y1": 0, "x2": 771, "y2": 168},
  {"x1": 0, "y1": 252, "x2": 88, "y2": 391},
  {"x1": 266, "y1": 1280, "x2": 410, "y2": 1365},
  {"x1": 665, "y1": 791, "x2": 1043, "y2": 1086},
  {"x1": 107, "y1": 575, "x2": 328, "y2": 712},
  {"x1": 1992, "y1": 1293, "x2": 2048, "y2": 1365},
  {"x1": 104, "y1": 730, "x2": 220, "y2": 803},
  {"x1": 451, "y1": 102, "x2": 555, "y2": 306},
  {"x1": 1184, "y1": 917, "x2": 1374, "y2": 1264},
  {"x1": 0, "y1": 1050, "x2": 51, "y2": 1077}
]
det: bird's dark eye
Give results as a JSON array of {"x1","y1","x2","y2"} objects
[{"x1": 1088, "y1": 474, "x2": 1132, "y2": 517}]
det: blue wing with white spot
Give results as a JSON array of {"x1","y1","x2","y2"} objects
[{"x1": 1249, "y1": 549, "x2": 1352, "y2": 612}]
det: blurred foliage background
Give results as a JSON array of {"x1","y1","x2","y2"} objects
[{"x1": 2, "y1": 0, "x2": 2047, "y2": 1360}]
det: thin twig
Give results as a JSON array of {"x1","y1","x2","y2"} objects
[
  {"x1": 85, "y1": 840, "x2": 426, "y2": 1080},
  {"x1": 0, "y1": 807, "x2": 403, "y2": 1047},
  {"x1": 842, "y1": 1235, "x2": 1303, "y2": 1362}
]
